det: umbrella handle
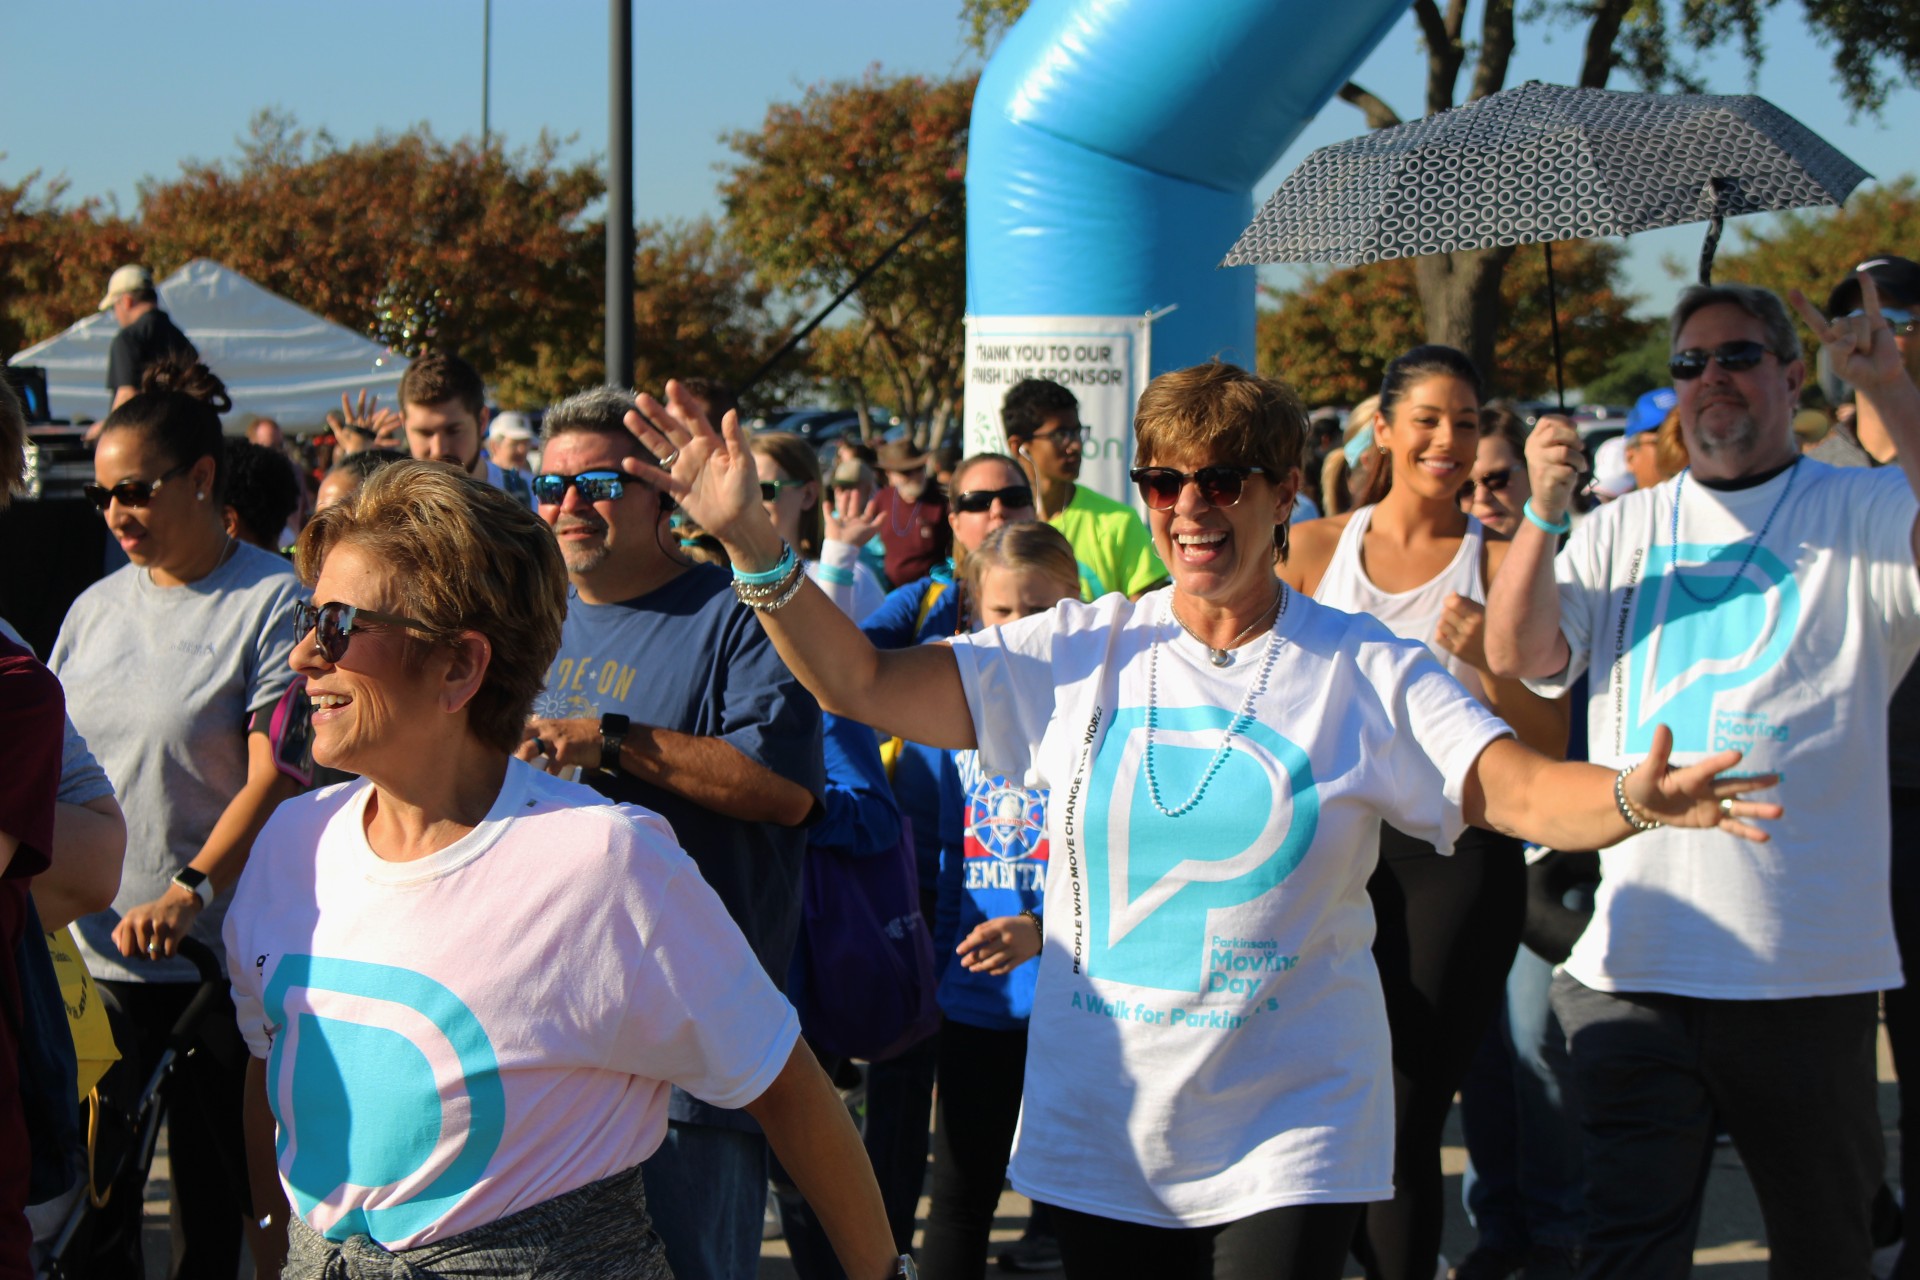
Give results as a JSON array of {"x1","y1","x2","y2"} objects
[{"x1": 1699, "y1": 214, "x2": 1724, "y2": 286}]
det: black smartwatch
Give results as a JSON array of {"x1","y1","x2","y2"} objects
[
  {"x1": 171, "y1": 866, "x2": 214, "y2": 908},
  {"x1": 599, "y1": 713, "x2": 630, "y2": 774}
]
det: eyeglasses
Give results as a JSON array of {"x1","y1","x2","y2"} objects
[
  {"x1": 951, "y1": 484, "x2": 1034, "y2": 514},
  {"x1": 1848, "y1": 307, "x2": 1919, "y2": 338},
  {"x1": 82, "y1": 462, "x2": 192, "y2": 513},
  {"x1": 1128, "y1": 466, "x2": 1276, "y2": 511},
  {"x1": 759, "y1": 479, "x2": 804, "y2": 501},
  {"x1": 1458, "y1": 469, "x2": 1512, "y2": 498},
  {"x1": 531, "y1": 470, "x2": 626, "y2": 505},
  {"x1": 1031, "y1": 425, "x2": 1089, "y2": 446},
  {"x1": 293, "y1": 600, "x2": 439, "y2": 664},
  {"x1": 1668, "y1": 340, "x2": 1775, "y2": 381}
]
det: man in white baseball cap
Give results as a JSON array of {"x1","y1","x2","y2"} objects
[
  {"x1": 488, "y1": 409, "x2": 536, "y2": 476},
  {"x1": 97, "y1": 263, "x2": 197, "y2": 422}
]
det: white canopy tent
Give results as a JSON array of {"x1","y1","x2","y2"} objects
[{"x1": 10, "y1": 258, "x2": 408, "y2": 430}]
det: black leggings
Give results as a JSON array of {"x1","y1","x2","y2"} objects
[
  {"x1": 1052, "y1": 1201, "x2": 1361, "y2": 1280},
  {"x1": 1353, "y1": 824, "x2": 1525, "y2": 1280},
  {"x1": 921, "y1": 1019, "x2": 1028, "y2": 1280}
]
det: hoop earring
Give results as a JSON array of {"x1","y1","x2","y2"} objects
[{"x1": 1275, "y1": 523, "x2": 1290, "y2": 563}]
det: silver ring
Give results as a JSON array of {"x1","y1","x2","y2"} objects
[
  {"x1": 1718, "y1": 797, "x2": 1734, "y2": 817},
  {"x1": 658, "y1": 449, "x2": 679, "y2": 467},
  {"x1": 147, "y1": 941, "x2": 160, "y2": 956}
]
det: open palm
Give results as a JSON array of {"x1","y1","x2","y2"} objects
[{"x1": 620, "y1": 381, "x2": 776, "y2": 558}]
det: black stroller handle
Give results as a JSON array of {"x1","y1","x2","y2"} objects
[{"x1": 166, "y1": 937, "x2": 227, "y2": 1056}]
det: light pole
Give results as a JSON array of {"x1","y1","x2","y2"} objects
[
  {"x1": 481, "y1": 0, "x2": 492, "y2": 147},
  {"x1": 606, "y1": 0, "x2": 634, "y2": 386}
]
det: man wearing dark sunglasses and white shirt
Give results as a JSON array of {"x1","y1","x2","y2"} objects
[
  {"x1": 518, "y1": 385, "x2": 824, "y2": 1280},
  {"x1": 1485, "y1": 278, "x2": 1920, "y2": 1278}
]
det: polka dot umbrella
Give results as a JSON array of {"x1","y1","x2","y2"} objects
[{"x1": 1222, "y1": 81, "x2": 1871, "y2": 406}]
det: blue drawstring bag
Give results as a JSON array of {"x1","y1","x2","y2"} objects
[{"x1": 788, "y1": 817, "x2": 941, "y2": 1062}]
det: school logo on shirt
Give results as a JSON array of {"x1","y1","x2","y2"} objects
[
  {"x1": 1079, "y1": 706, "x2": 1318, "y2": 992},
  {"x1": 962, "y1": 769, "x2": 1048, "y2": 892},
  {"x1": 263, "y1": 955, "x2": 505, "y2": 1244},
  {"x1": 1620, "y1": 542, "x2": 1801, "y2": 756}
]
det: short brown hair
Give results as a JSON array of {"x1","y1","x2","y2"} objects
[
  {"x1": 398, "y1": 350, "x2": 486, "y2": 417},
  {"x1": 295, "y1": 459, "x2": 566, "y2": 753},
  {"x1": 1133, "y1": 362, "x2": 1305, "y2": 479}
]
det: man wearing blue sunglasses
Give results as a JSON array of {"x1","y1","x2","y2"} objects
[{"x1": 1811, "y1": 255, "x2": 1920, "y2": 471}]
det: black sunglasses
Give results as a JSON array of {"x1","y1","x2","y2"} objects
[
  {"x1": 294, "y1": 600, "x2": 438, "y2": 664},
  {"x1": 1032, "y1": 425, "x2": 1089, "y2": 445},
  {"x1": 1668, "y1": 340, "x2": 1774, "y2": 381},
  {"x1": 952, "y1": 484, "x2": 1034, "y2": 514},
  {"x1": 531, "y1": 470, "x2": 626, "y2": 505},
  {"x1": 83, "y1": 462, "x2": 192, "y2": 513},
  {"x1": 1458, "y1": 469, "x2": 1513, "y2": 498},
  {"x1": 1129, "y1": 466, "x2": 1275, "y2": 512},
  {"x1": 759, "y1": 479, "x2": 804, "y2": 501}
]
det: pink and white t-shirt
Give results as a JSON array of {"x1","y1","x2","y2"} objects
[{"x1": 224, "y1": 759, "x2": 798, "y2": 1250}]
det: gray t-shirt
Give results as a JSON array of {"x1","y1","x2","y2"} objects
[{"x1": 49, "y1": 542, "x2": 301, "y2": 982}]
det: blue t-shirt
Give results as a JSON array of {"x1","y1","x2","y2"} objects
[
  {"x1": 542, "y1": 565, "x2": 823, "y2": 1130},
  {"x1": 862, "y1": 566, "x2": 958, "y2": 892},
  {"x1": 934, "y1": 750, "x2": 1046, "y2": 1029}
]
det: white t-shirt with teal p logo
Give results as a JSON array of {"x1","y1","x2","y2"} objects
[
  {"x1": 1532, "y1": 460, "x2": 1920, "y2": 1000},
  {"x1": 947, "y1": 589, "x2": 1510, "y2": 1228}
]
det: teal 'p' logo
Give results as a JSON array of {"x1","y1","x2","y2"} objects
[
  {"x1": 264, "y1": 955, "x2": 504, "y2": 1243},
  {"x1": 1625, "y1": 542, "x2": 1800, "y2": 754},
  {"x1": 1083, "y1": 706, "x2": 1318, "y2": 991}
]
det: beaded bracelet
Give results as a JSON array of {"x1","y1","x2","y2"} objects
[
  {"x1": 1523, "y1": 499, "x2": 1572, "y2": 537},
  {"x1": 754, "y1": 563, "x2": 809, "y2": 612},
  {"x1": 733, "y1": 561, "x2": 804, "y2": 608},
  {"x1": 733, "y1": 542, "x2": 797, "y2": 586},
  {"x1": 1020, "y1": 908, "x2": 1043, "y2": 947},
  {"x1": 1612, "y1": 766, "x2": 1662, "y2": 833}
]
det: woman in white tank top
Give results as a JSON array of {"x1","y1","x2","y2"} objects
[{"x1": 1281, "y1": 347, "x2": 1568, "y2": 1280}]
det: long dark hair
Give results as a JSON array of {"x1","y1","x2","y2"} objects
[
  {"x1": 1356, "y1": 344, "x2": 1485, "y2": 508},
  {"x1": 101, "y1": 357, "x2": 232, "y2": 502}
]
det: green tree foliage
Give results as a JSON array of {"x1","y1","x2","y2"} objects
[
  {"x1": 8, "y1": 113, "x2": 795, "y2": 409},
  {"x1": 721, "y1": 70, "x2": 973, "y2": 446},
  {"x1": 1580, "y1": 327, "x2": 1674, "y2": 404},
  {"x1": 1256, "y1": 238, "x2": 1651, "y2": 405}
]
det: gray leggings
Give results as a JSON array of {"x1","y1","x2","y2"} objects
[{"x1": 282, "y1": 1164, "x2": 671, "y2": 1279}]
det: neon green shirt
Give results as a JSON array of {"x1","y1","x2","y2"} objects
[{"x1": 1052, "y1": 484, "x2": 1167, "y2": 600}]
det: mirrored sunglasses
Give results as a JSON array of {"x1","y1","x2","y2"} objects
[
  {"x1": 1847, "y1": 306, "x2": 1919, "y2": 338},
  {"x1": 531, "y1": 470, "x2": 626, "y2": 505}
]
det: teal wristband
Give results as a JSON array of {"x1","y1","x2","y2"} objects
[
  {"x1": 814, "y1": 562, "x2": 854, "y2": 587},
  {"x1": 1522, "y1": 499, "x2": 1572, "y2": 536},
  {"x1": 733, "y1": 543, "x2": 797, "y2": 585}
]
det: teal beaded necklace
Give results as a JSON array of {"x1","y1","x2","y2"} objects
[{"x1": 1143, "y1": 586, "x2": 1288, "y2": 818}]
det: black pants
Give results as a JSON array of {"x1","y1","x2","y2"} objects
[
  {"x1": 1552, "y1": 973, "x2": 1882, "y2": 1279},
  {"x1": 1051, "y1": 1201, "x2": 1361, "y2": 1280},
  {"x1": 921, "y1": 1019, "x2": 1028, "y2": 1280},
  {"x1": 91, "y1": 979, "x2": 250, "y2": 1280},
  {"x1": 1884, "y1": 791, "x2": 1920, "y2": 1279},
  {"x1": 1354, "y1": 824, "x2": 1525, "y2": 1280}
]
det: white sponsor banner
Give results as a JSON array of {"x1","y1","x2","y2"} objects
[{"x1": 962, "y1": 315, "x2": 1153, "y2": 516}]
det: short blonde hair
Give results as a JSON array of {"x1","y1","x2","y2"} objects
[
  {"x1": 295, "y1": 460, "x2": 567, "y2": 753},
  {"x1": 1132, "y1": 362, "x2": 1305, "y2": 478},
  {"x1": 959, "y1": 520, "x2": 1079, "y2": 597}
]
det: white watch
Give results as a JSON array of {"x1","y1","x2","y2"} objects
[{"x1": 171, "y1": 867, "x2": 215, "y2": 908}]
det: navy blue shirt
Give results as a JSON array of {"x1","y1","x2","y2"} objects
[
  {"x1": 861, "y1": 565, "x2": 959, "y2": 891},
  {"x1": 543, "y1": 564, "x2": 823, "y2": 1130}
]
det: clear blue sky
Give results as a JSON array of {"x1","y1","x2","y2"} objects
[{"x1": 5, "y1": 0, "x2": 1913, "y2": 321}]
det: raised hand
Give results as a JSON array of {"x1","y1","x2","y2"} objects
[
  {"x1": 1790, "y1": 273, "x2": 1907, "y2": 397},
  {"x1": 621, "y1": 381, "x2": 782, "y2": 569},
  {"x1": 824, "y1": 485, "x2": 884, "y2": 548},
  {"x1": 1524, "y1": 415, "x2": 1585, "y2": 523},
  {"x1": 1623, "y1": 724, "x2": 1782, "y2": 840},
  {"x1": 327, "y1": 389, "x2": 403, "y2": 455}
]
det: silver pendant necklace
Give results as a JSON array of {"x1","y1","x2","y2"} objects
[
  {"x1": 1143, "y1": 586, "x2": 1289, "y2": 818},
  {"x1": 1169, "y1": 583, "x2": 1284, "y2": 667}
]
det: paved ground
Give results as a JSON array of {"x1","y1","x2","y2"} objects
[{"x1": 141, "y1": 1034, "x2": 1901, "y2": 1279}]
